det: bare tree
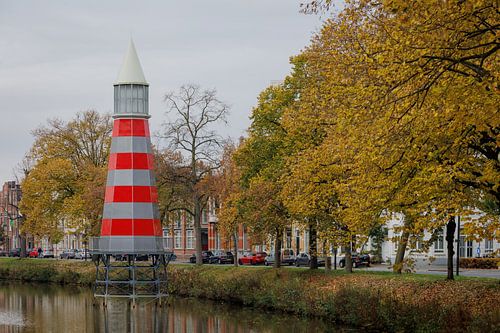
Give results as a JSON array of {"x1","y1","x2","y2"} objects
[{"x1": 162, "y1": 84, "x2": 229, "y2": 265}]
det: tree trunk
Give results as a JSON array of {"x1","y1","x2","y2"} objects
[
  {"x1": 394, "y1": 230, "x2": 409, "y2": 274},
  {"x1": 323, "y1": 240, "x2": 331, "y2": 272},
  {"x1": 233, "y1": 230, "x2": 238, "y2": 267},
  {"x1": 309, "y1": 222, "x2": 318, "y2": 269},
  {"x1": 344, "y1": 245, "x2": 353, "y2": 273},
  {"x1": 19, "y1": 232, "x2": 27, "y2": 258},
  {"x1": 333, "y1": 246, "x2": 337, "y2": 270},
  {"x1": 194, "y1": 199, "x2": 203, "y2": 265},
  {"x1": 446, "y1": 216, "x2": 456, "y2": 280},
  {"x1": 273, "y1": 228, "x2": 282, "y2": 268}
]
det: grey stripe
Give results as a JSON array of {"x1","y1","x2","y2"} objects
[
  {"x1": 103, "y1": 203, "x2": 160, "y2": 219},
  {"x1": 93, "y1": 236, "x2": 165, "y2": 254},
  {"x1": 106, "y1": 170, "x2": 156, "y2": 186},
  {"x1": 110, "y1": 136, "x2": 152, "y2": 154}
]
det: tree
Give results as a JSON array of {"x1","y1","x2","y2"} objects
[
  {"x1": 232, "y1": 79, "x2": 303, "y2": 268},
  {"x1": 216, "y1": 143, "x2": 244, "y2": 266},
  {"x1": 280, "y1": 0, "x2": 498, "y2": 278},
  {"x1": 162, "y1": 84, "x2": 229, "y2": 265},
  {"x1": 20, "y1": 110, "x2": 111, "y2": 241}
]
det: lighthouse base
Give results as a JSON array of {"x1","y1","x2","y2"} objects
[{"x1": 92, "y1": 253, "x2": 171, "y2": 301}]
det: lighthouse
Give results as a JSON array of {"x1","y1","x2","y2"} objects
[
  {"x1": 99, "y1": 40, "x2": 164, "y2": 253},
  {"x1": 91, "y1": 40, "x2": 169, "y2": 302}
]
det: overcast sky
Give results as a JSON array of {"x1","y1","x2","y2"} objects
[{"x1": 0, "y1": 1, "x2": 336, "y2": 182}]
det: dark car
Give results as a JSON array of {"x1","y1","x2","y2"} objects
[
  {"x1": 59, "y1": 249, "x2": 77, "y2": 259},
  {"x1": 165, "y1": 252, "x2": 177, "y2": 262},
  {"x1": 295, "y1": 253, "x2": 326, "y2": 267},
  {"x1": 8, "y1": 248, "x2": 26, "y2": 257},
  {"x1": 339, "y1": 253, "x2": 370, "y2": 268},
  {"x1": 114, "y1": 254, "x2": 149, "y2": 261},
  {"x1": 189, "y1": 251, "x2": 214, "y2": 264},
  {"x1": 208, "y1": 251, "x2": 234, "y2": 264}
]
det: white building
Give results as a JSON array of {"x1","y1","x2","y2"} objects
[{"x1": 375, "y1": 214, "x2": 499, "y2": 267}]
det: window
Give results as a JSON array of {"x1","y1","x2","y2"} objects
[
  {"x1": 201, "y1": 210, "x2": 207, "y2": 225},
  {"x1": 434, "y1": 231, "x2": 444, "y2": 253},
  {"x1": 114, "y1": 84, "x2": 148, "y2": 115},
  {"x1": 174, "y1": 211, "x2": 181, "y2": 229},
  {"x1": 186, "y1": 230, "x2": 194, "y2": 249},
  {"x1": 162, "y1": 228, "x2": 169, "y2": 238},
  {"x1": 485, "y1": 239, "x2": 493, "y2": 254},
  {"x1": 286, "y1": 228, "x2": 292, "y2": 249},
  {"x1": 415, "y1": 236, "x2": 424, "y2": 251},
  {"x1": 174, "y1": 230, "x2": 182, "y2": 249},
  {"x1": 186, "y1": 215, "x2": 194, "y2": 228}
]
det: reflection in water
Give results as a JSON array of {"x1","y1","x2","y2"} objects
[{"x1": 0, "y1": 282, "x2": 358, "y2": 333}]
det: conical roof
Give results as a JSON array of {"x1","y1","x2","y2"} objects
[{"x1": 116, "y1": 39, "x2": 148, "y2": 85}]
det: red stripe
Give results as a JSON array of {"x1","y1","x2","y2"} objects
[
  {"x1": 112, "y1": 119, "x2": 150, "y2": 137},
  {"x1": 101, "y1": 219, "x2": 162, "y2": 236},
  {"x1": 107, "y1": 153, "x2": 154, "y2": 170},
  {"x1": 104, "y1": 186, "x2": 158, "y2": 203}
]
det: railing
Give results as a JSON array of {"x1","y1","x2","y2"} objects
[{"x1": 89, "y1": 236, "x2": 173, "y2": 253}]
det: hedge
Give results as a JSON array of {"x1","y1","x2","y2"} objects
[
  {"x1": 0, "y1": 258, "x2": 499, "y2": 332},
  {"x1": 460, "y1": 257, "x2": 500, "y2": 269}
]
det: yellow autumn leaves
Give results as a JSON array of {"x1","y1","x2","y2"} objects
[{"x1": 218, "y1": 0, "x2": 499, "y2": 249}]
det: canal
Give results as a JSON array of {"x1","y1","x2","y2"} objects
[{"x1": 0, "y1": 282, "x2": 359, "y2": 332}]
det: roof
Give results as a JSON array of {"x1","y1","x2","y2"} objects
[{"x1": 116, "y1": 39, "x2": 148, "y2": 85}]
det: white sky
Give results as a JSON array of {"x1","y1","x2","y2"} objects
[{"x1": 0, "y1": 1, "x2": 338, "y2": 181}]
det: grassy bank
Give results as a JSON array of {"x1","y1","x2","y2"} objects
[{"x1": 1, "y1": 258, "x2": 499, "y2": 332}]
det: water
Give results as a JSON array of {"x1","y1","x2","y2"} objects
[{"x1": 0, "y1": 282, "x2": 358, "y2": 333}]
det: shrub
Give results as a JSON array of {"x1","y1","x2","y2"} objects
[{"x1": 459, "y1": 257, "x2": 500, "y2": 269}]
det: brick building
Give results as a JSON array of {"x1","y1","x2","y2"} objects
[
  {"x1": 0, "y1": 181, "x2": 24, "y2": 252},
  {"x1": 163, "y1": 199, "x2": 253, "y2": 259}
]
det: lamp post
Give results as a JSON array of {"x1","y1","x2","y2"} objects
[{"x1": 456, "y1": 216, "x2": 460, "y2": 277}]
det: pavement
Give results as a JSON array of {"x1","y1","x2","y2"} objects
[
  {"x1": 365, "y1": 263, "x2": 500, "y2": 279},
  {"x1": 170, "y1": 260, "x2": 500, "y2": 278}
]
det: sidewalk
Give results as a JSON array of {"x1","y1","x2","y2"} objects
[{"x1": 366, "y1": 263, "x2": 500, "y2": 279}]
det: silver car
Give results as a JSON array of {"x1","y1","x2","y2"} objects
[
  {"x1": 41, "y1": 249, "x2": 54, "y2": 258},
  {"x1": 75, "y1": 249, "x2": 91, "y2": 260}
]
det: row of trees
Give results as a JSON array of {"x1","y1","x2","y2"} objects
[
  {"x1": 18, "y1": 1, "x2": 498, "y2": 279},
  {"x1": 217, "y1": 0, "x2": 499, "y2": 277}
]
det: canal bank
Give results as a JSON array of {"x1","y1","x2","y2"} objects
[
  {"x1": 0, "y1": 282, "x2": 343, "y2": 333},
  {"x1": 0, "y1": 258, "x2": 498, "y2": 332}
]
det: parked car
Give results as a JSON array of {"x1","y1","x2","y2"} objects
[
  {"x1": 265, "y1": 249, "x2": 296, "y2": 266},
  {"x1": 0, "y1": 249, "x2": 8, "y2": 257},
  {"x1": 41, "y1": 249, "x2": 55, "y2": 258},
  {"x1": 8, "y1": 248, "x2": 26, "y2": 257},
  {"x1": 165, "y1": 252, "x2": 177, "y2": 261},
  {"x1": 74, "y1": 249, "x2": 91, "y2": 260},
  {"x1": 208, "y1": 251, "x2": 234, "y2": 264},
  {"x1": 189, "y1": 251, "x2": 214, "y2": 264},
  {"x1": 114, "y1": 254, "x2": 149, "y2": 261},
  {"x1": 238, "y1": 252, "x2": 267, "y2": 265},
  {"x1": 338, "y1": 253, "x2": 370, "y2": 268},
  {"x1": 59, "y1": 249, "x2": 77, "y2": 259},
  {"x1": 28, "y1": 249, "x2": 40, "y2": 258},
  {"x1": 295, "y1": 253, "x2": 326, "y2": 267}
]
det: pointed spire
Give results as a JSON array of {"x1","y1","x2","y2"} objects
[{"x1": 116, "y1": 39, "x2": 148, "y2": 85}]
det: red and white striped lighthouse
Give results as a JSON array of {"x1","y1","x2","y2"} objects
[{"x1": 98, "y1": 40, "x2": 163, "y2": 254}]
